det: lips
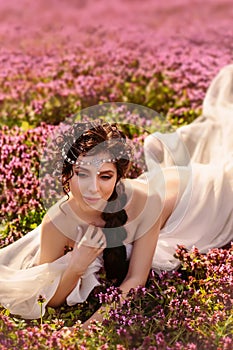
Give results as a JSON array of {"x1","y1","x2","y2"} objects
[{"x1": 83, "y1": 196, "x2": 101, "y2": 203}]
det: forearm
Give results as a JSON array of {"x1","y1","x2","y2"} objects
[{"x1": 48, "y1": 267, "x2": 82, "y2": 307}]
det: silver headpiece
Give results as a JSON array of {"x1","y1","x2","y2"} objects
[{"x1": 61, "y1": 142, "x2": 132, "y2": 166}]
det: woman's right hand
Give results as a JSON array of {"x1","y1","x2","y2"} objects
[{"x1": 68, "y1": 225, "x2": 106, "y2": 276}]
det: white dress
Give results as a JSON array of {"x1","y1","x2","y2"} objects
[
  {"x1": 0, "y1": 65, "x2": 233, "y2": 319},
  {"x1": 148, "y1": 64, "x2": 233, "y2": 272}
]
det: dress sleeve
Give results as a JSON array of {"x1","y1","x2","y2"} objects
[{"x1": 66, "y1": 256, "x2": 102, "y2": 305}]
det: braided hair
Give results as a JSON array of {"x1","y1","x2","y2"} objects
[
  {"x1": 101, "y1": 181, "x2": 129, "y2": 285},
  {"x1": 56, "y1": 121, "x2": 132, "y2": 285}
]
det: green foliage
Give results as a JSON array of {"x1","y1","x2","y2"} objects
[
  {"x1": 0, "y1": 64, "x2": 197, "y2": 129},
  {"x1": 1, "y1": 245, "x2": 233, "y2": 349}
]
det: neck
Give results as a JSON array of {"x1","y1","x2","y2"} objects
[{"x1": 69, "y1": 194, "x2": 105, "y2": 227}]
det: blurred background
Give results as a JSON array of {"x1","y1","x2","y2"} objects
[{"x1": 0, "y1": 0, "x2": 232, "y2": 127}]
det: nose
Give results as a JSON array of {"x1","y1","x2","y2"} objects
[{"x1": 87, "y1": 175, "x2": 99, "y2": 194}]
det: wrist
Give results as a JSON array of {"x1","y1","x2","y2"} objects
[{"x1": 66, "y1": 263, "x2": 85, "y2": 277}]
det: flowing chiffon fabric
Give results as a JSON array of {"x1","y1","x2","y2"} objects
[
  {"x1": 145, "y1": 64, "x2": 233, "y2": 272},
  {"x1": 0, "y1": 65, "x2": 233, "y2": 319}
]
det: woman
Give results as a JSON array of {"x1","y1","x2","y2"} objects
[
  {"x1": 0, "y1": 64, "x2": 233, "y2": 322},
  {"x1": 0, "y1": 120, "x2": 165, "y2": 321}
]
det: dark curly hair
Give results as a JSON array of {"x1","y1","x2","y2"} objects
[{"x1": 56, "y1": 121, "x2": 132, "y2": 285}]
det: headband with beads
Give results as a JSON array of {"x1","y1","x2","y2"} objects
[{"x1": 61, "y1": 141, "x2": 132, "y2": 166}]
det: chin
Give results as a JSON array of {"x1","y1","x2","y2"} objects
[{"x1": 84, "y1": 200, "x2": 106, "y2": 211}]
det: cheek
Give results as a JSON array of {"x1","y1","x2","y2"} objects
[
  {"x1": 103, "y1": 179, "x2": 116, "y2": 196},
  {"x1": 70, "y1": 177, "x2": 83, "y2": 193}
]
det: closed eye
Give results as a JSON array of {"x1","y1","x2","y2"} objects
[
  {"x1": 100, "y1": 175, "x2": 113, "y2": 180},
  {"x1": 75, "y1": 172, "x2": 113, "y2": 180},
  {"x1": 75, "y1": 172, "x2": 88, "y2": 178}
]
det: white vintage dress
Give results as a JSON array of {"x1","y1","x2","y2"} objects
[{"x1": 0, "y1": 65, "x2": 233, "y2": 319}]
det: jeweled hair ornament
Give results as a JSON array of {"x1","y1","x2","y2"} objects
[{"x1": 61, "y1": 141, "x2": 132, "y2": 166}]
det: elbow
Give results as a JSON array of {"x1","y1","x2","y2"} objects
[{"x1": 48, "y1": 296, "x2": 65, "y2": 308}]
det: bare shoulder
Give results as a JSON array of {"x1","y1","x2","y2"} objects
[
  {"x1": 123, "y1": 178, "x2": 162, "y2": 222},
  {"x1": 41, "y1": 212, "x2": 67, "y2": 236},
  {"x1": 39, "y1": 213, "x2": 69, "y2": 264}
]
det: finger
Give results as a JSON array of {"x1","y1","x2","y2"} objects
[
  {"x1": 81, "y1": 226, "x2": 106, "y2": 248},
  {"x1": 90, "y1": 226, "x2": 98, "y2": 239},
  {"x1": 93, "y1": 229, "x2": 105, "y2": 245},
  {"x1": 100, "y1": 241, "x2": 106, "y2": 249},
  {"x1": 97, "y1": 237, "x2": 104, "y2": 248},
  {"x1": 85, "y1": 225, "x2": 98, "y2": 239},
  {"x1": 76, "y1": 225, "x2": 84, "y2": 241},
  {"x1": 98, "y1": 233, "x2": 107, "y2": 248},
  {"x1": 88, "y1": 226, "x2": 105, "y2": 243}
]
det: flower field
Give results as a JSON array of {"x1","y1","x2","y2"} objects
[{"x1": 0, "y1": 0, "x2": 233, "y2": 348}]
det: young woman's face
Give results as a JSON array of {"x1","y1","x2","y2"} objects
[{"x1": 69, "y1": 153, "x2": 118, "y2": 212}]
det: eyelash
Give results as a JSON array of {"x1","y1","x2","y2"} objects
[{"x1": 75, "y1": 172, "x2": 113, "y2": 180}]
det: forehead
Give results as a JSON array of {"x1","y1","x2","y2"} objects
[{"x1": 74, "y1": 153, "x2": 117, "y2": 172}]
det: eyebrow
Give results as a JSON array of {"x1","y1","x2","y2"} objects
[{"x1": 74, "y1": 166, "x2": 115, "y2": 174}]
